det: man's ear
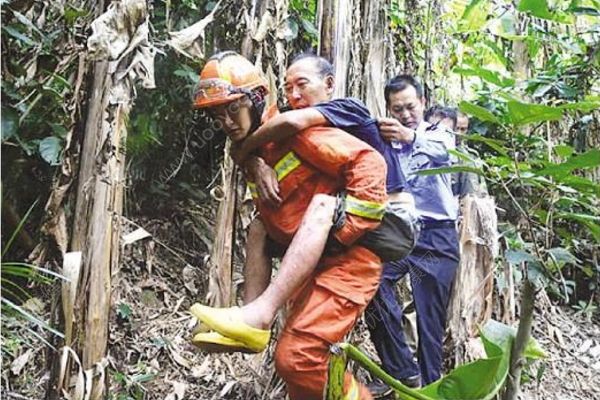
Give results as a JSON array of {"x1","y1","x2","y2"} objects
[
  {"x1": 325, "y1": 75, "x2": 335, "y2": 94},
  {"x1": 420, "y1": 96, "x2": 427, "y2": 107}
]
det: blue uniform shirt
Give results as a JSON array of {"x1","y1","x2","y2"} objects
[
  {"x1": 313, "y1": 98, "x2": 407, "y2": 193},
  {"x1": 391, "y1": 121, "x2": 458, "y2": 221}
]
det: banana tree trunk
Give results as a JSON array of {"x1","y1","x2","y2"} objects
[
  {"x1": 446, "y1": 195, "x2": 498, "y2": 366},
  {"x1": 46, "y1": 1, "x2": 154, "y2": 398}
]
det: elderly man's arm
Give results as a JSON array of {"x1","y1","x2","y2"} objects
[{"x1": 232, "y1": 109, "x2": 327, "y2": 165}]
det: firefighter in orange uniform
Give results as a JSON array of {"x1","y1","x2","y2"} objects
[{"x1": 189, "y1": 51, "x2": 387, "y2": 399}]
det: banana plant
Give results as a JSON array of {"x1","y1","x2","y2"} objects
[{"x1": 325, "y1": 319, "x2": 545, "y2": 400}]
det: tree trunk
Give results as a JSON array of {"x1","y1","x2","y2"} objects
[
  {"x1": 361, "y1": 0, "x2": 389, "y2": 117},
  {"x1": 206, "y1": 143, "x2": 238, "y2": 307},
  {"x1": 318, "y1": 0, "x2": 336, "y2": 62},
  {"x1": 46, "y1": 1, "x2": 154, "y2": 398},
  {"x1": 446, "y1": 195, "x2": 498, "y2": 365}
]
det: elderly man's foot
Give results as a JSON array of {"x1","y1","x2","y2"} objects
[
  {"x1": 189, "y1": 304, "x2": 271, "y2": 352},
  {"x1": 367, "y1": 375, "x2": 421, "y2": 398}
]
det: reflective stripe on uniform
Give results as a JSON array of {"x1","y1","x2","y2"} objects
[
  {"x1": 247, "y1": 182, "x2": 258, "y2": 198},
  {"x1": 274, "y1": 151, "x2": 301, "y2": 182},
  {"x1": 345, "y1": 195, "x2": 385, "y2": 220},
  {"x1": 247, "y1": 152, "x2": 301, "y2": 199},
  {"x1": 342, "y1": 377, "x2": 360, "y2": 400}
]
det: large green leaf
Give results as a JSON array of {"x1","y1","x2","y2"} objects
[
  {"x1": 555, "y1": 175, "x2": 600, "y2": 196},
  {"x1": 300, "y1": 18, "x2": 319, "y2": 38},
  {"x1": 506, "y1": 101, "x2": 563, "y2": 125},
  {"x1": 327, "y1": 320, "x2": 545, "y2": 400},
  {"x1": 554, "y1": 144, "x2": 574, "y2": 158},
  {"x1": 505, "y1": 249, "x2": 538, "y2": 264},
  {"x1": 2, "y1": 25, "x2": 37, "y2": 46},
  {"x1": 457, "y1": 0, "x2": 490, "y2": 32},
  {"x1": 459, "y1": 101, "x2": 500, "y2": 124},
  {"x1": 480, "y1": 320, "x2": 547, "y2": 359},
  {"x1": 38, "y1": 136, "x2": 62, "y2": 165},
  {"x1": 558, "y1": 101, "x2": 600, "y2": 112},
  {"x1": 453, "y1": 66, "x2": 515, "y2": 88},
  {"x1": 463, "y1": 134, "x2": 509, "y2": 156},
  {"x1": 557, "y1": 212, "x2": 600, "y2": 242},
  {"x1": 548, "y1": 247, "x2": 579, "y2": 266},
  {"x1": 536, "y1": 149, "x2": 600, "y2": 178},
  {"x1": 517, "y1": 0, "x2": 575, "y2": 23}
]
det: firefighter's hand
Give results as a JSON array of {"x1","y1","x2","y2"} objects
[
  {"x1": 247, "y1": 157, "x2": 281, "y2": 207},
  {"x1": 378, "y1": 117, "x2": 415, "y2": 143}
]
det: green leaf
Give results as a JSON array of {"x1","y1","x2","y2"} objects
[
  {"x1": 458, "y1": 0, "x2": 490, "y2": 32},
  {"x1": 2, "y1": 25, "x2": 37, "y2": 46},
  {"x1": 416, "y1": 165, "x2": 484, "y2": 176},
  {"x1": 64, "y1": 5, "x2": 89, "y2": 26},
  {"x1": 558, "y1": 101, "x2": 600, "y2": 112},
  {"x1": 488, "y1": 11, "x2": 519, "y2": 39},
  {"x1": 557, "y1": 212, "x2": 600, "y2": 242},
  {"x1": 557, "y1": 175, "x2": 600, "y2": 196},
  {"x1": 517, "y1": 0, "x2": 575, "y2": 23},
  {"x1": 1, "y1": 106, "x2": 19, "y2": 141},
  {"x1": 38, "y1": 136, "x2": 62, "y2": 165},
  {"x1": 459, "y1": 101, "x2": 500, "y2": 124},
  {"x1": 463, "y1": 134, "x2": 509, "y2": 156},
  {"x1": 453, "y1": 66, "x2": 515, "y2": 88},
  {"x1": 506, "y1": 249, "x2": 537, "y2": 264},
  {"x1": 117, "y1": 303, "x2": 133, "y2": 320},
  {"x1": 13, "y1": 11, "x2": 44, "y2": 38},
  {"x1": 536, "y1": 149, "x2": 600, "y2": 177},
  {"x1": 554, "y1": 145, "x2": 574, "y2": 158},
  {"x1": 506, "y1": 101, "x2": 563, "y2": 125},
  {"x1": 300, "y1": 18, "x2": 319, "y2": 38},
  {"x1": 132, "y1": 373, "x2": 155, "y2": 383},
  {"x1": 548, "y1": 247, "x2": 579, "y2": 265},
  {"x1": 1, "y1": 298, "x2": 64, "y2": 339},
  {"x1": 481, "y1": 320, "x2": 547, "y2": 359}
]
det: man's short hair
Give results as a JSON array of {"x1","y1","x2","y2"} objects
[
  {"x1": 384, "y1": 75, "x2": 424, "y2": 105},
  {"x1": 289, "y1": 53, "x2": 334, "y2": 78},
  {"x1": 424, "y1": 105, "x2": 458, "y2": 130}
]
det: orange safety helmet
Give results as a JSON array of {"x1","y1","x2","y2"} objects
[{"x1": 193, "y1": 51, "x2": 269, "y2": 109}]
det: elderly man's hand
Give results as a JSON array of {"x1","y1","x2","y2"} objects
[
  {"x1": 378, "y1": 117, "x2": 415, "y2": 143},
  {"x1": 230, "y1": 142, "x2": 251, "y2": 166},
  {"x1": 246, "y1": 157, "x2": 282, "y2": 207}
]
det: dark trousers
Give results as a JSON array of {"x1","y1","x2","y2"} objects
[{"x1": 365, "y1": 224, "x2": 459, "y2": 385}]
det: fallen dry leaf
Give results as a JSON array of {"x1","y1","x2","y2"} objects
[
  {"x1": 164, "y1": 380, "x2": 187, "y2": 400},
  {"x1": 10, "y1": 349, "x2": 33, "y2": 375}
]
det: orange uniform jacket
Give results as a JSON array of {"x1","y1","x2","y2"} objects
[{"x1": 250, "y1": 106, "x2": 388, "y2": 305}]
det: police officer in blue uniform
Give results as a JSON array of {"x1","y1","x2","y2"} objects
[{"x1": 366, "y1": 75, "x2": 460, "y2": 397}]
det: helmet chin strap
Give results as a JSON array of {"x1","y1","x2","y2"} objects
[{"x1": 235, "y1": 86, "x2": 267, "y2": 134}]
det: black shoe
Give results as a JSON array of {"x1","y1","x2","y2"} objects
[
  {"x1": 367, "y1": 379, "x2": 393, "y2": 399},
  {"x1": 400, "y1": 375, "x2": 422, "y2": 389},
  {"x1": 368, "y1": 375, "x2": 422, "y2": 398}
]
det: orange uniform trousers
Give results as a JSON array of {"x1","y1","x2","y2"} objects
[{"x1": 274, "y1": 245, "x2": 381, "y2": 400}]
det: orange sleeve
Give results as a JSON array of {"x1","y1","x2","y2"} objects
[{"x1": 292, "y1": 127, "x2": 388, "y2": 246}]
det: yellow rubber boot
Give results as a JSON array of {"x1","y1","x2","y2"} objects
[
  {"x1": 192, "y1": 331, "x2": 258, "y2": 354},
  {"x1": 189, "y1": 304, "x2": 270, "y2": 352}
]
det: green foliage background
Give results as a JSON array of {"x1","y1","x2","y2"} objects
[{"x1": 1, "y1": 0, "x2": 599, "y2": 368}]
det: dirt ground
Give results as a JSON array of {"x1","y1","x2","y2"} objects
[{"x1": 2, "y1": 210, "x2": 599, "y2": 400}]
